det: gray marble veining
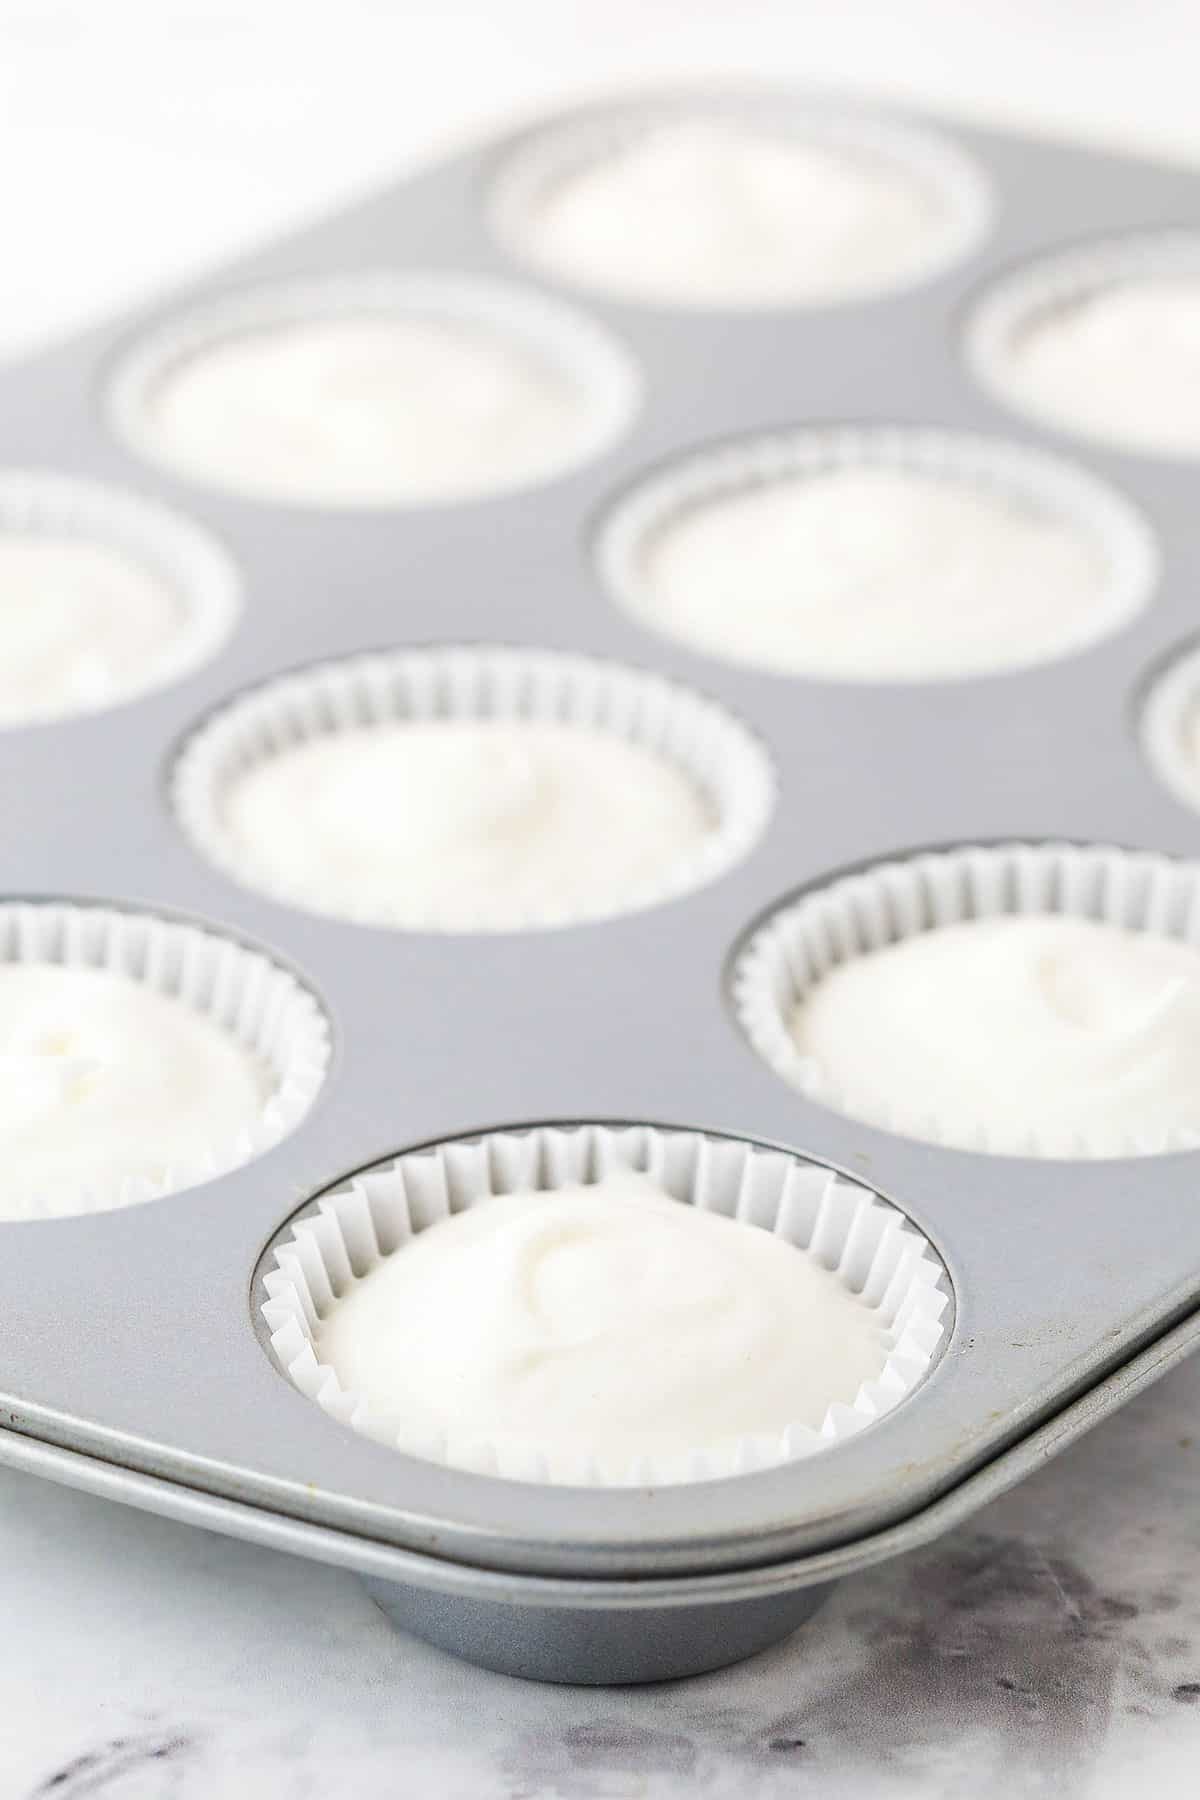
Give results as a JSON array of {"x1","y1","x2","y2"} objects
[
  {"x1": 4, "y1": 1, "x2": 1200, "y2": 1788},
  {"x1": 7, "y1": 1351, "x2": 1200, "y2": 1798}
]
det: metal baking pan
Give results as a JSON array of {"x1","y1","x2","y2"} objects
[
  {"x1": 6, "y1": 1293, "x2": 1198, "y2": 1684},
  {"x1": 3, "y1": 86, "x2": 1200, "y2": 1683}
]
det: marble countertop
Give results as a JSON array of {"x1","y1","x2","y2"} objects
[
  {"x1": 5, "y1": 2, "x2": 1200, "y2": 1793},
  {"x1": 8, "y1": 1355, "x2": 1200, "y2": 1798}
]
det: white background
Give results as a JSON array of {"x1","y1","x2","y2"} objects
[
  {"x1": 5, "y1": 4, "x2": 1200, "y2": 1795},
  {"x1": 5, "y1": 0, "x2": 1200, "y2": 359}
]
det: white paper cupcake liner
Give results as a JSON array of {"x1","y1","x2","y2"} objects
[
  {"x1": 732, "y1": 840, "x2": 1200, "y2": 1160},
  {"x1": 170, "y1": 644, "x2": 775, "y2": 932},
  {"x1": 260, "y1": 1122, "x2": 949, "y2": 1486},
  {"x1": 107, "y1": 271, "x2": 640, "y2": 507},
  {"x1": 0, "y1": 469, "x2": 240, "y2": 724},
  {"x1": 966, "y1": 230, "x2": 1200, "y2": 455},
  {"x1": 1141, "y1": 640, "x2": 1200, "y2": 814},
  {"x1": 597, "y1": 424, "x2": 1158, "y2": 679},
  {"x1": 489, "y1": 93, "x2": 990, "y2": 308},
  {"x1": 0, "y1": 901, "x2": 329, "y2": 1219}
]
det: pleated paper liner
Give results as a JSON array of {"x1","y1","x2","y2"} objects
[
  {"x1": 490, "y1": 91, "x2": 990, "y2": 307},
  {"x1": 733, "y1": 840, "x2": 1200, "y2": 1159},
  {"x1": 171, "y1": 644, "x2": 775, "y2": 931},
  {"x1": 966, "y1": 230, "x2": 1200, "y2": 456},
  {"x1": 0, "y1": 468, "x2": 239, "y2": 723},
  {"x1": 0, "y1": 901, "x2": 329, "y2": 1218},
  {"x1": 107, "y1": 270, "x2": 640, "y2": 506},
  {"x1": 596, "y1": 424, "x2": 1157, "y2": 678},
  {"x1": 261, "y1": 1122, "x2": 949, "y2": 1487},
  {"x1": 1141, "y1": 639, "x2": 1200, "y2": 818}
]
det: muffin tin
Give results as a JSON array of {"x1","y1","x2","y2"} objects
[{"x1": 6, "y1": 87, "x2": 1200, "y2": 1685}]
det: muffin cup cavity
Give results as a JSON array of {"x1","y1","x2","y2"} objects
[
  {"x1": 170, "y1": 644, "x2": 775, "y2": 931},
  {"x1": 597, "y1": 425, "x2": 1158, "y2": 680},
  {"x1": 732, "y1": 841, "x2": 1200, "y2": 1159},
  {"x1": 0, "y1": 469, "x2": 240, "y2": 723},
  {"x1": 966, "y1": 231, "x2": 1200, "y2": 455},
  {"x1": 260, "y1": 1122, "x2": 949, "y2": 1486},
  {"x1": 0, "y1": 901, "x2": 329, "y2": 1218},
  {"x1": 107, "y1": 271, "x2": 640, "y2": 507},
  {"x1": 489, "y1": 94, "x2": 990, "y2": 308}
]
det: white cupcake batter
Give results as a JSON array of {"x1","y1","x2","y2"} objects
[
  {"x1": 0, "y1": 536, "x2": 184, "y2": 722},
  {"x1": 1004, "y1": 277, "x2": 1200, "y2": 454},
  {"x1": 514, "y1": 121, "x2": 945, "y2": 306},
  {"x1": 791, "y1": 914, "x2": 1200, "y2": 1152},
  {"x1": 316, "y1": 1171, "x2": 888, "y2": 1466},
  {"x1": 635, "y1": 466, "x2": 1113, "y2": 679},
  {"x1": 221, "y1": 718, "x2": 714, "y2": 928},
  {"x1": 0, "y1": 964, "x2": 269, "y2": 1212},
  {"x1": 146, "y1": 315, "x2": 599, "y2": 504}
]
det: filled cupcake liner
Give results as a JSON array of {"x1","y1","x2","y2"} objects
[
  {"x1": 106, "y1": 270, "x2": 640, "y2": 507},
  {"x1": 0, "y1": 469, "x2": 240, "y2": 723},
  {"x1": 489, "y1": 93, "x2": 991, "y2": 308},
  {"x1": 732, "y1": 840, "x2": 1200, "y2": 1159},
  {"x1": 965, "y1": 230, "x2": 1200, "y2": 454},
  {"x1": 261, "y1": 1122, "x2": 949, "y2": 1486},
  {"x1": 170, "y1": 644, "x2": 776, "y2": 931},
  {"x1": 1141, "y1": 640, "x2": 1200, "y2": 814},
  {"x1": 0, "y1": 901, "x2": 329, "y2": 1219},
  {"x1": 597, "y1": 424, "x2": 1158, "y2": 679}
]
